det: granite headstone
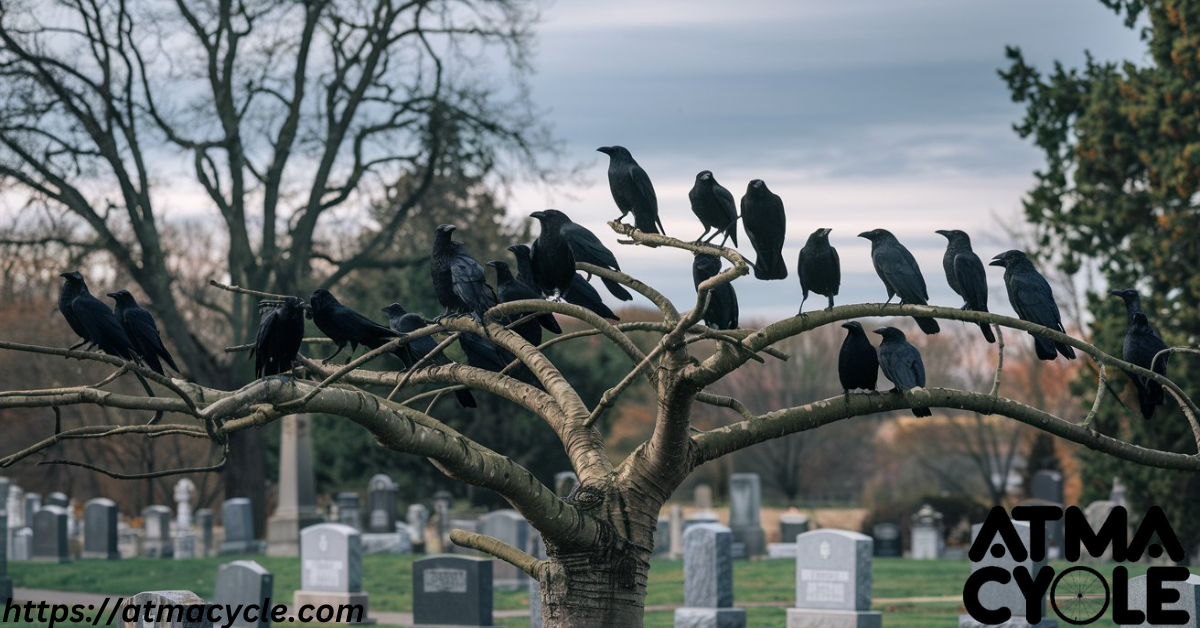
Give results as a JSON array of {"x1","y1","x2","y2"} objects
[
  {"x1": 213, "y1": 560, "x2": 273, "y2": 628},
  {"x1": 82, "y1": 498, "x2": 120, "y2": 560},
  {"x1": 787, "y1": 529, "x2": 881, "y2": 628},
  {"x1": 413, "y1": 555, "x2": 498, "y2": 628},
  {"x1": 294, "y1": 523, "x2": 372, "y2": 624},
  {"x1": 142, "y1": 505, "x2": 174, "y2": 558},
  {"x1": 728, "y1": 474, "x2": 765, "y2": 558},
  {"x1": 958, "y1": 519, "x2": 1056, "y2": 628},
  {"x1": 366, "y1": 475, "x2": 397, "y2": 533},
  {"x1": 674, "y1": 523, "x2": 746, "y2": 628},
  {"x1": 32, "y1": 505, "x2": 70, "y2": 563},
  {"x1": 478, "y1": 510, "x2": 530, "y2": 590}
]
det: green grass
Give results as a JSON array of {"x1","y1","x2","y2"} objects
[{"x1": 4, "y1": 555, "x2": 1159, "y2": 626}]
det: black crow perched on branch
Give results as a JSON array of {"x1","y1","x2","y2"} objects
[
  {"x1": 688, "y1": 170, "x2": 738, "y2": 246},
  {"x1": 838, "y1": 321, "x2": 878, "y2": 394},
  {"x1": 253, "y1": 297, "x2": 306, "y2": 378},
  {"x1": 797, "y1": 228, "x2": 840, "y2": 312},
  {"x1": 1110, "y1": 288, "x2": 1156, "y2": 330},
  {"x1": 383, "y1": 304, "x2": 477, "y2": 409},
  {"x1": 598, "y1": 145, "x2": 663, "y2": 235},
  {"x1": 874, "y1": 326, "x2": 931, "y2": 417},
  {"x1": 989, "y1": 250, "x2": 1075, "y2": 361},
  {"x1": 58, "y1": 271, "x2": 138, "y2": 360},
  {"x1": 58, "y1": 270, "x2": 93, "y2": 350},
  {"x1": 529, "y1": 211, "x2": 578, "y2": 299},
  {"x1": 430, "y1": 224, "x2": 498, "y2": 322},
  {"x1": 740, "y1": 179, "x2": 788, "y2": 280},
  {"x1": 692, "y1": 253, "x2": 739, "y2": 330},
  {"x1": 488, "y1": 260, "x2": 561, "y2": 346},
  {"x1": 533, "y1": 209, "x2": 633, "y2": 301},
  {"x1": 107, "y1": 290, "x2": 179, "y2": 375},
  {"x1": 508, "y1": 244, "x2": 620, "y2": 321},
  {"x1": 309, "y1": 289, "x2": 400, "y2": 364},
  {"x1": 858, "y1": 229, "x2": 940, "y2": 335},
  {"x1": 936, "y1": 229, "x2": 995, "y2": 343},
  {"x1": 1121, "y1": 311, "x2": 1169, "y2": 420}
]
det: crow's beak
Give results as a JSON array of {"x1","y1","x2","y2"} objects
[
  {"x1": 485, "y1": 261, "x2": 498, "y2": 268},
  {"x1": 105, "y1": 292, "x2": 118, "y2": 299},
  {"x1": 841, "y1": 322, "x2": 855, "y2": 330},
  {"x1": 935, "y1": 230, "x2": 950, "y2": 238},
  {"x1": 59, "y1": 272, "x2": 73, "y2": 279},
  {"x1": 596, "y1": 146, "x2": 611, "y2": 155},
  {"x1": 821, "y1": 228, "x2": 832, "y2": 237},
  {"x1": 530, "y1": 211, "x2": 545, "y2": 220},
  {"x1": 988, "y1": 256, "x2": 1005, "y2": 267},
  {"x1": 857, "y1": 231, "x2": 871, "y2": 239},
  {"x1": 872, "y1": 328, "x2": 885, "y2": 336}
]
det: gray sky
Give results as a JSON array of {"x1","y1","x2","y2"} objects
[{"x1": 508, "y1": 0, "x2": 1145, "y2": 321}]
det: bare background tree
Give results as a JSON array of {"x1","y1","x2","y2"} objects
[{"x1": 0, "y1": 0, "x2": 555, "y2": 525}]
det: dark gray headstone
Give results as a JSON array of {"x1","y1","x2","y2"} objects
[
  {"x1": 336, "y1": 492, "x2": 361, "y2": 531},
  {"x1": 871, "y1": 523, "x2": 901, "y2": 557},
  {"x1": 300, "y1": 523, "x2": 362, "y2": 593},
  {"x1": 196, "y1": 509, "x2": 214, "y2": 558},
  {"x1": 674, "y1": 523, "x2": 746, "y2": 628},
  {"x1": 32, "y1": 505, "x2": 69, "y2": 563},
  {"x1": 366, "y1": 474, "x2": 397, "y2": 533},
  {"x1": 1031, "y1": 470, "x2": 1065, "y2": 557},
  {"x1": 728, "y1": 474, "x2": 765, "y2": 558},
  {"x1": 83, "y1": 498, "x2": 120, "y2": 560},
  {"x1": 787, "y1": 530, "x2": 880, "y2": 628},
  {"x1": 654, "y1": 516, "x2": 671, "y2": 556},
  {"x1": 213, "y1": 560, "x2": 273, "y2": 628},
  {"x1": 12, "y1": 528, "x2": 31, "y2": 561},
  {"x1": 142, "y1": 505, "x2": 174, "y2": 558},
  {"x1": 780, "y1": 514, "x2": 810, "y2": 543},
  {"x1": 958, "y1": 520, "x2": 1055, "y2": 628},
  {"x1": 23, "y1": 493, "x2": 40, "y2": 529},
  {"x1": 121, "y1": 590, "x2": 212, "y2": 627},
  {"x1": 220, "y1": 498, "x2": 262, "y2": 555},
  {"x1": 407, "y1": 504, "x2": 429, "y2": 552},
  {"x1": 478, "y1": 510, "x2": 530, "y2": 590},
  {"x1": 46, "y1": 492, "x2": 69, "y2": 509},
  {"x1": 413, "y1": 555, "x2": 498, "y2": 627}
]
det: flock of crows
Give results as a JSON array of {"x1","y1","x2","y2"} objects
[{"x1": 51, "y1": 146, "x2": 1171, "y2": 421}]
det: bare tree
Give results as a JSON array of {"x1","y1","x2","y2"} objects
[
  {"x1": 0, "y1": 0, "x2": 552, "y2": 523},
  {"x1": 0, "y1": 224, "x2": 1196, "y2": 626}
]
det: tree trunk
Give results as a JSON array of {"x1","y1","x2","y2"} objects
[{"x1": 539, "y1": 547, "x2": 651, "y2": 628}]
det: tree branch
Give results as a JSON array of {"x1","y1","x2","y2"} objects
[{"x1": 450, "y1": 529, "x2": 545, "y2": 579}]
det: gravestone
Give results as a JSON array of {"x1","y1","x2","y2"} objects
[
  {"x1": 221, "y1": 498, "x2": 265, "y2": 555},
  {"x1": 1111, "y1": 476, "x2": 1128, "y2": 508},
  {"x1": 174, "y1": 479, "x2": 197, "y2": 559},
  {"x1": 554, "y1": 472, "x2": 579, "y2": 499},
  {"x1": 23, "y1": 493, "x2": 40, "y2": 529},
  {"x1": 407, "y1": 504, "x2": 429, "y2": 553},
  {"x1": 654, "y1": 516, "x2": 671, "y2": 556},
  {"x1": 366, "y1": 474, "x2": 397, "y2": 533},
  {"x1": 728, "y1": 474, "x2": 765, "y2": 558},
  {"x1": 46, "y1": 492, "x2": 68, "y2": 508},
  {"x1": 0, "y1": 511, "x2": 10, "y2": 602},
  {"x1": 7, "y1": 484, "x2": 22, "y2": 528},
  {"x1": 294, "y1": 523, "x2": 372, "y2": 624},
  {"x1": 529, "y1": 532, "x2": 546, "y2": 628},
  {"x1": 142, "y1": 505, "x2": 174, "y2": 558},
  {"x1": 266, "y1": 415, "x2": 322, "y2": 557},
  {"x1": 434, "y1": 492, "x2": 452, "y2": 552},
  {"x1": 871, "y1": 523, "x2": 902, "y2": 557},
  {"x1": 674, "y1": 523, "x2": 746, "y2": 628},
  {"x1": 449, "y1": 518, "x2": 480, "y2": 555},
  {"x1": 213, "y1": 560, "x2": 273, "y2": 628},
  {"x1": 32, "y1": 505, "x2": 70, "y2": 563},
  {"x1": 694, "y1": 484, "x2": 714, "y2": 510},
  {"x1": 787, "y1": 529, "x2": 881, "y2": 628},
  {"x1": 121, "y1": 590, "x2": 212, "y2": 627},
  {"x1": 1126, "y1": 573, "x2": 1200, "y2": 627},
  {"x1": 336, "y1": 492, "x2": 362, "y2": 531},
  {"x1": 413, "y1": 555, "x2": 499, "y2": 628},
  {"x1": 1082, "y1": 500, "x2": 1121, "y2": 562},
  {"x1": 958, "y1": 519, "x2": 1056, "y2": 628},
  {"x1": 1030, "y1": 470, "x2": 1064, "y2": 559},
  {"x1": 196, "y1": 509, "x2": 214, "y2": 558},
  {"x1": 118, "y1": 523, "x2": 140, "y2": 559},
  {"x1": 11, "y1": 528, "x2": 31, "y2": 561},
  {"x1": 910, "y1": 504, "x2": 944, "y2": 560},
  {"x1": 478, "y1": 510, "x2": 530, "y2": 590},
  {"x1": 670, "y1": 505, "x2": 685, "y2": 559},
  {"x1": 82, "y1": 498, "x2": 120, "y2": 560},
  {"x1": 781, "y1": 513, "x2": 810, "y2": 542}
]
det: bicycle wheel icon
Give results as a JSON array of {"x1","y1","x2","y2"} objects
[{"x1": 1050, "y1": 565, "x2": 1110, "y2": 625}]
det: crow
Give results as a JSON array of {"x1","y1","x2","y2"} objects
[
  {"x1": 107, "y1": 290, "x2": 179, "y2": 375},
  {"x1": 309, "y1": 289, "x2": 401, "y2": 363},
  {"x1": 839, "y1": 321, "x2": 878, "y2": 394},
  {"x1": 797, "y1": 228, "x2": 840, "y2": 312},
  {"x1": 874, "y1": 326, "x2": 931, "y2": 417},
  {"x1": 598, "y1": 145, "x2": 663, "y2": 235},
  {"x1": 58, "y1": 271, "x2": 93, "y2": 350},
  {"x1": 858, "y1": 229, "x2": 940, "y2": 335},
  {"x1": 58, "y1": 272, "x2": 138, "y2": 360},
  {"x1": 535, "y1": 209, "x2": 633, "y2": 301},
  {"x1": 509, "y1": 244, "x2": 620, "y2": 321},
  {"x1": 430, "y1": 224, "x2": 498, "y2": 322},
  {"x1": 1110, "y1": 288, "x2": 1158, "y2": 332},
  {"x1": 989, "y1": 250, "x2": 1075, "y2": 360},
  {"x1": 688, "y1": 170, "x2": 738, "y2": 246},
  {"x1": 529, "y1": 211, "x2": 578, "y2": 299},
  {"x1": 459, "y1": 331, "x2": 514, "y2": 374},
  {"x1": 740, "y1": 179, "x2": 788, "y2": 280},
  {"x1": 936, "y1": 229, "x2": 995, "y2": 343},
  {"x1": 488, "y1": 260, "x2": 561, "y2": 346},
  {"x1": 692, "y1": 253, "x2": 739, "y2": 330},
  {"x1": 1121, "y1": 311, "x2": 1169, "y2": 420},
  {"x1": 253, "y1": 297, "x2": 306, "y2": 378},
  {"x1": 383, "y1": 305, "x2": 477, "y2": 409}
]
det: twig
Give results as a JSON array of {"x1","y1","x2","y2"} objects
[
  {"x1": 388, "y1": 333, "x2": 460, "y2": 401},
  {"x1": 586, "y1": 342, "x2": 668, "y2": 428},
  {"x1": 225, "y1": 337, "x2": 332, "y2": 353},
  {"x1": 40, "y1": 446, "x2": 227, "y2": 479},
  {"x1": 208, "y1": 279, "x2": 292, "y2": 300},
  {"x1": 0, "y1": 423, "x2": 208, "y2": 468},
  {"x1": 449, "y1": 529, "x2": 545, "y2": 579},
  {"x1": 1081, "y1": 357, "x2": 1107, "y2": 429},
  {"x1": 280, "y1": 338, "x2": 404, "y2": 409},
  {"x1": 988, "y1": 325, "x2": 1005, "y2": 398}
]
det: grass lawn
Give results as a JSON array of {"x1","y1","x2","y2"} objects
[{"x1": 4, "y1": 555, "x2": 1157, "y2": 626}]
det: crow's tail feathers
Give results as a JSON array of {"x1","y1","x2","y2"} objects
[
  {"x1": 602, "y1": 277, "x2": 633, "y2": 301},
  {"x1": 911, "y1": 406, "x2": 932, "y2": 417},
  {"x1": 752, "y1": 252, "x2": 789, "y2": 280},
  {"x1": 455, "y1": 389, "x2": 477, "y2": 409},
  {"x1": 1033, "y1": 335, "x2": 1058, "y2": 360},
  {"x1": 1054, "y1": 340, "x2": 1076, "y2": 360},
  {"x1": 978, "y1": 322, "x2": 996, "y2": 343},
  {"x1": 914, "y1": 316, "x2": 941, "y2": 335}
]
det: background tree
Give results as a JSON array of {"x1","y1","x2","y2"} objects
[
  {"x1": 0, "y1": 0, "x2": 554, "y2": 525},
  {"x1": 1001, "y1": 0, "x2": 1200, "y2": 554},
  {"x1": 1, "y1": 223, "x2": 1193, "y2": 627}
]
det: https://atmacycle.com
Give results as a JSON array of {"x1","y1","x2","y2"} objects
[{"x1": 3, "y1": 597, "x2": 367, "y2": 626}]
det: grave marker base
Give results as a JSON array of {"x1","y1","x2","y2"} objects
[
  {"x1": 674, "y1": 607, "x2": 747, "y2": 628},
  {"x1": 787, "y1": 608, "x2": 883, "y2": 628},
  {"x1": 292, "y1": 591, "x2": 374, "y2": 625}
]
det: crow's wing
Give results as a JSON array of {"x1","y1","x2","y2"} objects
[
  {"x1": 876, "y1": 243, "x2": 929, "y2": 303},
  {"x1": 450, "y1": 252, "x2": 495, "y2": 314},
  {"x1": 125, "y1": 307, "x2": 178, "y2": 372},
  {"x1": 73, "y1": 296, "x2": 135, "y2": 359},
  {"x1": 629, "y1": 163, "x2": 657, "y2": 207},
  {"x1": 1008, "y1": 270, "x2": 1063, "y2": 331},
  {"x1": 562, "y1": 222, "x2": 620, "y2": 270},
  {"x1": 953, "y1": 252, "x2": 989, "y2": 311}
]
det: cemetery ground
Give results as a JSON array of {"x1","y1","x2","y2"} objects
[{"x1": 1, "y1": 555, "x2": 1152, "y2": 627}]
